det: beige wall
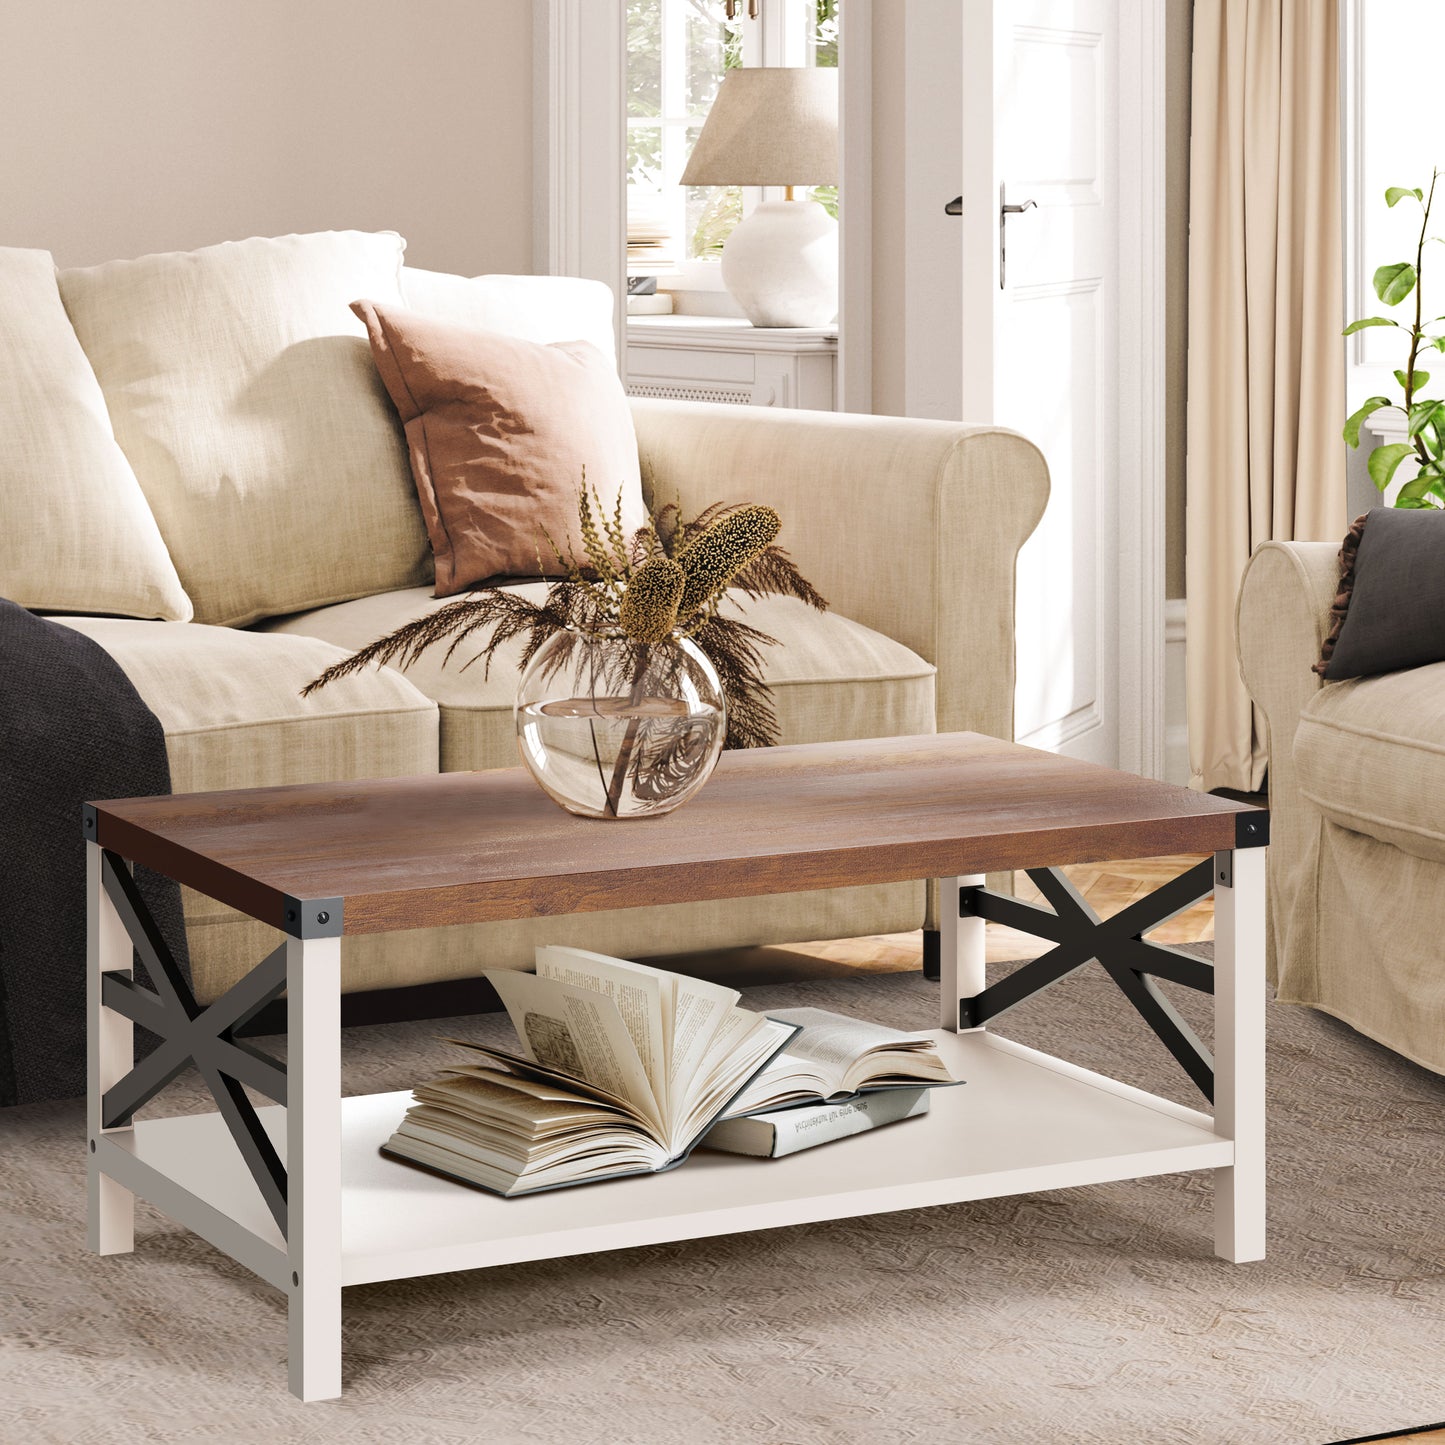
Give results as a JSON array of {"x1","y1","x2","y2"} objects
[{"x1": 0, "y1": 0, "x2": 533, "y2": 274}]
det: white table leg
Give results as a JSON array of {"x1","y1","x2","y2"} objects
[
  {"x1": 1212, "y1": 846, "x2": 1267, "y2": 1262},
  {"x1": 286, "y1": 934, "x2": 343, "y2": 1401},
  {"x1": 938, "y1": 874, "x2": 987, "y2": 1032},
  {"x1": 87, "y1": 840, "x2": 134, "y2": 1255}
]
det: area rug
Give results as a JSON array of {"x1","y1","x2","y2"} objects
[{"x1": 4, "y1": 952, "x2": 1444, "y2": 1445}]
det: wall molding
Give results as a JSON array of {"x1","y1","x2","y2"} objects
[
  {"x1": 1114, "y1": 0, "x2": 1169, "y2": 779},
  {"x1": 838, "y1": 0, "x2": 873, "y2": 413},
  {"x1": 532, "y1": 0, "x2": 627, "y2": 357},
  {"x1": 1164, "y1": 597, "x2": 1188, "y2": 786}
]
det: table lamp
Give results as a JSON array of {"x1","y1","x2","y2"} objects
[{"x1": 680, "y1": 67, "x2": 839, "y2": 328}]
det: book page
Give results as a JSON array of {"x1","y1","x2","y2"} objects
[
  {"x1": 669, "y1": 976, "x2": 742, "y2": 1093},
  {"x1": 680, "y1": 1017, "x2": 797, "y2": 1143},
  {"x1": 486, "y1": 969, "x2": 661, "y2": 1127},
  {"x1": 534, "y1": 947, "x2": 671, "y2": 1111},
  {"x1": 761, "y1": 1007, "x2": 931, "y2": 1089}
]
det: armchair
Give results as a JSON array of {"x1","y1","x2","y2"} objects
[{"x1": 1239, "y1": 541, "x2": 1445, "y2": 1072}]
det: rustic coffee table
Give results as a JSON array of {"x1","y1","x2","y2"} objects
[{"x1": 84, "y1": 733, "x2": 1267, "y2": 1400}]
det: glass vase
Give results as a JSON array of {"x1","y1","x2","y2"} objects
[{"x1": 514, "y1": 630, "x2": 727, "y2": 819}]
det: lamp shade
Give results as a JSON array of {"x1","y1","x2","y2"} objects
[{"x1": 680, "y1": 68, "x2": 838, "y2": 188}]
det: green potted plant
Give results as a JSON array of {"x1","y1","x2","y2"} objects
[{"x1": 1344, "y1": 169, "x2": 1445, "y2": 509}]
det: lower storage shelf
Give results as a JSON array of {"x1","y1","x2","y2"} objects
[{"x1": 107, "y1": 1030, "x2": 1233, "y2": 1288}]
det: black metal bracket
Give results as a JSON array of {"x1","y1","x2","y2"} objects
[
  {"x1": 921, "y1": 928, "x2": 941, "y2": 982},
  {"x1": 280, "y1": 895, "x2": 344, "y2": 939},
  {"x1": 98, "y1": 850, "x2": 290, "y2": 1236},
  {"x1": 1235, "y1": 810, "x2": 1269, "y2": 849},
  {"x1": 957, "y1": 856, "x2": 1220, "y2": 1102}
]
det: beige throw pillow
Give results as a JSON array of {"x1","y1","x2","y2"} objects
[
  {"x1": 59, "y1": 231, "x2": 432, "y2": 628},
  {"x1": 400, "y1": 268, "x2": 617, "y2": 359},
  {"x1": 0, "y1": 247, "x2": 190, "y2": 620},
  {"x1": 351, "y1": 300, "x2": 648, "y2": 596}
]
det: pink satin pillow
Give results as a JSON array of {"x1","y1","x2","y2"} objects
[{"x1": 352, "y1": 300, "x2": 648, "y2": 596}]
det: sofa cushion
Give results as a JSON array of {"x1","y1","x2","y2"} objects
[
  {"x1": 1296, "y1": 662, "x2": 1445, "y2": 862},
  {"x1": 401, "y1": 268, "x2": 616, "y2": 361},
  {"x1": 54, "y1": 617, "x2": 440, "y2": 1003},
  {"x1": 261, "y1": 586, "x2": 937, "y2": 773},
  {"x1": 58, "y1": 231, "x2": 432, "y2": 628},
  {"x1": 0, "y1": 247, "x2": 191, "y2": 621},
  {"x1": 53, "y1": 617, "x2": 439, "y2": 795},
  {"x1": 351, "y1": 299, "x2": 647, "y2": 595}
]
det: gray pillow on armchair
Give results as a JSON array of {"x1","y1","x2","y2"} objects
[{"x1": 1315, "y1": 507, "x2": 1445, "y2": 680}]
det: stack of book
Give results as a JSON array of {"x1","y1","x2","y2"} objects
[
  {"x1": 626, "y1": 189, "x2": 675, "y2": 274},
  {"x1": 381, "y1": 948, "x2": 962, "y2": 1197}
]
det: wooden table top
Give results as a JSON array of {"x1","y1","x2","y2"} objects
[{"x1": 88, "y1": 733, "x2": 1266, "y2": 939}]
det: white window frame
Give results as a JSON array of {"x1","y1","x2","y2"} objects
[
  {"x1": 638, "y1": 1, "x2": 838, "y2": 295},
  {"x1": 1340, "y1": 0, "x2": 1442, "y2": 511},
  {"x1": 535, "y1": 0, "x2": 869, "y2": 407}
]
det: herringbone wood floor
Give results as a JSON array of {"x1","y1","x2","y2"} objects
[{"x1": 655, "y1": 853, "x2": 1217, "y2": 987}]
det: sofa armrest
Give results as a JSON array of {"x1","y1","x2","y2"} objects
[
  {"x1": 1236, "y1": 541, "x2": 1339, "y2": 768},
  {"x1": 1237, "y1": 541, "x2": 1341, "y2": 947},
  {"x1": 630, "y1": 399, "x2": 1048, "y2": 741}
]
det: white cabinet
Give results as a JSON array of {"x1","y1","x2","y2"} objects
[{"x1": 625, "y1": 316, "x2": 838, "y2": 410}]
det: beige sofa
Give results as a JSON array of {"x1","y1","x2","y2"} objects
[
  {"x1": 1, "y1": 231, "x2": 1048, "y2": 1007},
  {"x1": 1239, "y1": 541, "x2": 1445, "y2": 1074}
]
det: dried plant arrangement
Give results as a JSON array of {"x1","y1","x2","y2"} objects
[{"x1": 304, "y1": 488, "x2": 827, "y2": 755}]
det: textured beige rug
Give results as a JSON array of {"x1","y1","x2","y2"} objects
[{"x1": 4, "y1": 954, "x2": 1444, "y2": 1445}]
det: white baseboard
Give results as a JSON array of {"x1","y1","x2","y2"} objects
[{"x1": 1164, "y1": 598, "x2": 1188, "y2": 786}]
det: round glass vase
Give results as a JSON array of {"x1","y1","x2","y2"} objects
[{"x1": 514, "y1": 629, "x2": 727, "y2": 820}]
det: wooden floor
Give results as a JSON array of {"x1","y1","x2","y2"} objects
[{"x1": 655, "y1": 853, "x2": 1217, "y2": 988}]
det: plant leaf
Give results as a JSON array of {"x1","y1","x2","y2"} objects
[
  {"x1": 1396, "y1": 369, "x2": 1431, "y2": 391},
  {"x1": 1386, "y1": 186, "x2": 1424, "y2": 207},
  {"x1": 1344, "y1": 395, "x2": 1392, "y2": 447},
  {"x1": 1375, "y1": 262, "x2": 1418, "y2": 305},
  {"x1": 1368, "y1": 441, "x2": 1416, "y2": 490},
  {"x1": 1407, "y1": 400, "x2": 1444, "y2": 437},
  {"x1": 1396, "y1": 472, "x2": 1442, "y2": 505},
  {"x1": 1343, "y1": 316, "x2": 1398, "y2": 334}
]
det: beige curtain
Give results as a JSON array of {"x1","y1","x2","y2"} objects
[{"x1": 1186, "y1": 0, "x2": 1344, "y2": 793}]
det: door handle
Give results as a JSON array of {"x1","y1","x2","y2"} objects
[{"x1": 999, "y1": 188, "x2": 1038, "y2": 289}]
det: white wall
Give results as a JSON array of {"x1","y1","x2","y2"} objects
[{"x1": 0, "y1": 0, "x2": 533, "y2": 274}]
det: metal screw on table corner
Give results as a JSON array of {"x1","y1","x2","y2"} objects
[
  {"x1": 286, "y1": 909, "x2": 298, "y2": 924},
  {"x1": 316, "y1": 911, "x2": 330, "y2": 926},
  {"x1": 291, "y1": 1271, "x2": 299, "y2": 1287},
  {"x1": 89, "y1": 1139, "x2": 95, "y2": 1153}
]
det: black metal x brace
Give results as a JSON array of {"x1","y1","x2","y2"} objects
[
  {"x1": 958, "y1": 856, "x2": 1219, "y2": 1101},
  {"x1": 98, "y1": 850, "x2": 290, "y2": 1235}
]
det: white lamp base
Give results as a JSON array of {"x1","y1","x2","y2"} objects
[{"x1": 720, "y1": 199, "x2": 839, "y2": 329}]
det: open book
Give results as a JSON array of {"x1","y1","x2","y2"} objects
[
  {"x1": 381, "y1": 946, "x2": 798, "y2": 1197},
  {"x1": 722, "y1": 1007, "x2": 961, "y2": 1118}
]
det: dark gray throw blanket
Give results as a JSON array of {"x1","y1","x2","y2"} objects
[{"x1": 0, "y1": 600, "x2": 190, "y2": 1106}]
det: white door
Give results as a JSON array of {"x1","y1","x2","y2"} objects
[{"x1": 959, "y1": 0, "x2": 1121, "y2": 765}]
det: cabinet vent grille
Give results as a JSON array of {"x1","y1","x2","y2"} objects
[{"x1": 625, "y1": 382, "x2": 757, "y2": 406}]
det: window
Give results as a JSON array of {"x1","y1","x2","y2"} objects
[
  {"x1": 1347, "y1": 1, "x2": 1445, "y2": 385},
  {"x1": 626, "y1": 0, "x2": 743, "y2": 273},
  {"x1": 625, "y1": 0, "x2": 841, "y2": 288}
]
